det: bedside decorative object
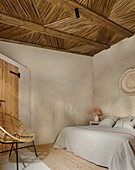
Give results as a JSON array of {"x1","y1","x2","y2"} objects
[
  {"x1": 89, "y1": 120, "x2": 101, "y2": 126},
  {"x1": 92, "y1": 109, "x2": 102, "y2": 121},
  {"x1": 95, "y1": 115, "x2": 99, "y2": 121}
]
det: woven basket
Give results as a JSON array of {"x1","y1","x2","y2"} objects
[{"x1": 0, "y1": 112, "x2": 35, "y2": 143}]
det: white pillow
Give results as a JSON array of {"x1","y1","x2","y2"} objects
[
  {"x1": 114, "y1": 119, "x2": 135, "y2": 129},
  {"x1": 124, "y1": 121, "x2": 135, "y2": 129},
  {"x1": 99, "y1": 117, "x2": 119, "y2": 128}
]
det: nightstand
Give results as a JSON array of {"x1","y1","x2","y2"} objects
[{"x1": 89, "y1": 120, "x2": 101, "y2": 126}]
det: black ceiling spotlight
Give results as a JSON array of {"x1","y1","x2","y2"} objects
[{"x1": 75, "y1": 8, "x2": 80, "y2": 19}]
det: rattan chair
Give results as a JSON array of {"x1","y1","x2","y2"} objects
[{"x1": 0, "y1": 112, "x2": 38, "y2": 170}]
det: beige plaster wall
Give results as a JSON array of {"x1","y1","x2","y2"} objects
[
  {"x1": 0, "y1": 53, "x2": 31, "y2": 127},
  {"x1": 0, "y1": 41, "x2": 93, "y2": 144},
  {"x1": 93, "y1": 36, "x2": 135, "y2": 118}
]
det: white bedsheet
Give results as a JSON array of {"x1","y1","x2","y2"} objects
[{"x1": 53, "y1": 126, "x2": 135, "y2": 170}]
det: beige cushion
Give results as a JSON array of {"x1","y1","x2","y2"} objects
[
  {"x1": 114, "y1": 119, "x2": 135, "y2": 129},
  {"x1": 99, "y1": 117, "x2": 119, "y2": 128}
]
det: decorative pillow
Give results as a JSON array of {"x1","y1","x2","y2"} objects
[
  {"x1": 114, "y1": 119, "x2": 135, "y2": 129},
  {"x1": 124, "y1": 121, "x2": 135, "y2": 129},
  {"x1": 99, "y1": 117, "x2": 119, "y2": 128}
]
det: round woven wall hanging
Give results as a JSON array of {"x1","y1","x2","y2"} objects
[{"x1": 120, "y1": 68, "x2": 135, "y2": 95}]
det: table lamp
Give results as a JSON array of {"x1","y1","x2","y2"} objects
[{"x1": 93, "y1": 109, "x2": 101, "y2": 121}]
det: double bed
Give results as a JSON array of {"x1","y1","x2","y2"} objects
[{"x1": 54, "y1": 125, "x2": 135, "y2": 170}]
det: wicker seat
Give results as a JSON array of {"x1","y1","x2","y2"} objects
[
  {"x1": 0, "y1": 112, "x2": 38, "y2": 170},
  {"x1": 0, "y1": 112, "x2": 35, "y2": 143}
]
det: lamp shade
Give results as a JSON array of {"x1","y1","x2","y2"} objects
[{"x1": 93, "y1": 109, "x2": 101, "y2": 115}]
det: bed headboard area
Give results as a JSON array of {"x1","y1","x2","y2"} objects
[
  {"x1": 100, "y1": 96, "x2": 135, "y2": 118},
  {"x1": 93, "y1": 36, "x2": 135, "y2": 119}
]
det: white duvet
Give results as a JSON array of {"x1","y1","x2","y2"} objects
[{"x1": 53, "y1": 126, "x2": 135, "y2": 170}]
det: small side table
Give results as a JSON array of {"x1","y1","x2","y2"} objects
[{"x1": 89, "y1": 120, "x2": 101, "y2": 126}]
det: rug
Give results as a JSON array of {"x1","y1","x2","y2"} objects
[
  {"x1": 43, "y1": 148, "x2": 108, "y2": 170},
  {"x1": 0, "y1": 149, "x2": 50, "y2": 170}
]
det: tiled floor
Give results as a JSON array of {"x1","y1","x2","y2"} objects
[{"x1": 0, "y1": 148, "x2": 50, "y2": 170}]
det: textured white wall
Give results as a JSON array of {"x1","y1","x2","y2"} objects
[
  {"x1": 93, "y1": 36, "x2": 135, "y2": 118},
  {"x1": 1, "y1": 35, "x2": 135, "y2": 144},
  {"x1": 0, "y1": 42, "x2": 93, "y2": 144},
  {"x1": 0, "y1": 53, "x2": 31, "y2": 127}
]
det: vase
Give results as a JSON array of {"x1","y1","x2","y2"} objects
[{"x1": 94, "y1": 115, "x2": 99, "y2": 121}]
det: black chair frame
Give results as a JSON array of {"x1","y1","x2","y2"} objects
[{"x1": 0, "y1": 140, "x2": 38, "y2": 170}]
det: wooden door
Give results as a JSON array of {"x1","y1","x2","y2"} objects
[
  {"x1": 0, "y1": 58, "x2": 3, "y2": 153},
  {"x1": 0, "y1": 58, "x2": 19, "y2": 153},
  {"x1": 0, "y1": 59, "x2": 3, "y2": 113}
]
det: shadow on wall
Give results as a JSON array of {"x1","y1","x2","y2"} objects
[
  {"x1": 100, "y1": 95, "x2": 135, "y2": 118},
  {"x1": 32, "y1": 94, "x2": 91, "y2": 144}
]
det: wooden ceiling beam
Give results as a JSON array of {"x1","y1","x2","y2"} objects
[
  {"x1": 0, "y1": 38, "x2": 93, "y2": 57},
  {"x1": 46, "y1": 0, "x2": 134, "y2": 38},
  {"x1": 0, "y1": 13, "x2": 109, "y2": 49},
  {"x1": 16, "y1": 31, "x2": 35, "y2": 38},
  {"x1": 44, "y1": 27, "x2": 109, "y2": 49}
]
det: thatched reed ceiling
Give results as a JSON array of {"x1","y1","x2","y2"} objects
[{"x1": 0, "y1": 0, "x2": 135, "y2": 57}]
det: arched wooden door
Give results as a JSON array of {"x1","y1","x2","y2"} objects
[{"x1": 0, "y1": 58, "x2": 19, "y2": 153}]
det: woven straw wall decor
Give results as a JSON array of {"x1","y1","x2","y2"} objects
[{"x1": 120, "y1": 68, "x2": 135, "y2": 95}]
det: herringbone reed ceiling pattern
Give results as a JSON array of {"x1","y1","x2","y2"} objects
[{"x1": 0, "y1": 0, "x2": 135, "y2": 56}]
